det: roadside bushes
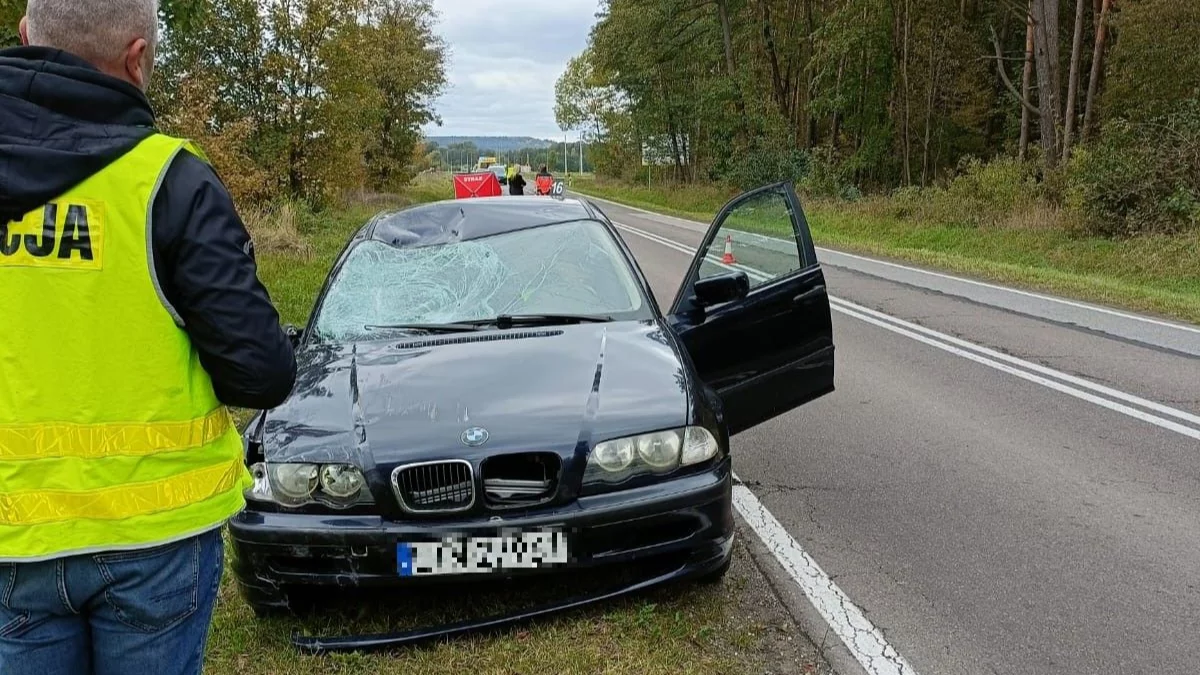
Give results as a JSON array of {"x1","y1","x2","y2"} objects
[
  {"x1": 727, "y1": 145, "x2": 811, "y2": 192},
  {"x1": 828, "y1": 156, "x2": 1051, "y2": 229},
  {"x1": 1067, "y1": 99, "x2": 1200, "y2": 237}
]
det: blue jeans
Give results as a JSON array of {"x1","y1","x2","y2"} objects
[{"x1": 0, "y1": 528, "x2": 223, "y2": 675}]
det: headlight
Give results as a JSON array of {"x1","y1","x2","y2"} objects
[
  {"x1": 636, "y1": 430, "x2": 682, "y2": 469},
  {"x1": 592, "y1": 436, "x2": 635, "y2": 472},
  {"x1": 249, "y1": 462, "x2": 370, "y2": 509},
  {"x1": 586, "y1": 426, "x2": 721, "y2": 483},
  {"x1": 320, "y1": 464, "x2": 365, "y2": 499},
  {"x1": 269, "y1": 463, "x2": 319, "y2": 504}
]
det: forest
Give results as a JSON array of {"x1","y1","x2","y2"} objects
[
  {"x1": 1, "y1": 0, "x2": 448, "y2": 207},
  {"x1": 555, "y1": 0, "x2": 1200, "y2": 237}
]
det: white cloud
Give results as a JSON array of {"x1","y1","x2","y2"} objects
[{"x1": 424, "y1": 0, "x2": 600, "y2": 139}]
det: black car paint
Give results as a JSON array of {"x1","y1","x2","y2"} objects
[
  {"x1": 669, "y1": 184, "x2": 835, "y2": 435},
  {"x1": 257, "y1": 321, "x2": 703, "y2": 502},
  {"x1": 232, "y1": 188, "x2": 833, "y2": 648}
]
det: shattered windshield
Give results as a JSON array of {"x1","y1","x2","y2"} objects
[{"x1": 314, "y1": 219, "x2": 650, "y2": 341}]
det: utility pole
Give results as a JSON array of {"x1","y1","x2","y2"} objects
[{"x1": 579, "y1": 137, "x2": 583, "y2": 174}]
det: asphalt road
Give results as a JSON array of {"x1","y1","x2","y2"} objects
[{"x1": 587, "y1": 196, "x2": 1200, "y2": 675}]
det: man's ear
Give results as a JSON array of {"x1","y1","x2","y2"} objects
[
  {"x1": 18, "y1": 16, "x2": 30, "y2": 46},
  {"x1": 123, "y1": 37, "x2": 150, "y2": 90}
]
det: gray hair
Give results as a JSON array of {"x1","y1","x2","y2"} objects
[{"x1": 25, "y1": 0, "x2": 159, "y2": 67}]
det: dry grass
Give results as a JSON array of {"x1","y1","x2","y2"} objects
[{"x1": 241, "y1": 201, "x2": 314, "y2": 259}]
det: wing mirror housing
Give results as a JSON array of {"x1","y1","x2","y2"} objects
[
  {"x1": 694, "y1": 271, "x2": 750, "y2": 307},
  {"x1": 284, "y1": 324, "x2": 304, "y2": 348}
]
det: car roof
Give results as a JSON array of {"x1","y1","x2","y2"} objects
[{"x1": 365, "y1": 196, "x2": 600, "y2": 247}]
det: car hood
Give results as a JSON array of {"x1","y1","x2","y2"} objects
[{"x1": 259, "y1": 320, "x2": 691, "y2": 466}]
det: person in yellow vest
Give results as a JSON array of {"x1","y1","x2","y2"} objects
[{"x1": 0, "y1": 2, "x2": 297, "y2": 674}]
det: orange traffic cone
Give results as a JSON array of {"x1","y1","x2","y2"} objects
[{"x1": 722, "y1": 234, "x2": 736, "y2": 264}]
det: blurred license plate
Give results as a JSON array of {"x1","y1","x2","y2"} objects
[{"x1": 397, "y1": 530, "x2": 569, "y2": 577}]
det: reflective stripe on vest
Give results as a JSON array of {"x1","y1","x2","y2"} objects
[{"x1": 0, "y1": 133, "x2": 250, "y2": 561}]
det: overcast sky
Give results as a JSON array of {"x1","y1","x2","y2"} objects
[{"x1": 423, "y1": 0, "x2": 600, "y2": 141}]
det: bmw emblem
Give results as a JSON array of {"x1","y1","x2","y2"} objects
[{"x1": 461, "y1": 427, "x2": 489, "y2": 447}]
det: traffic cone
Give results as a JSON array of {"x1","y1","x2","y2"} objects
[{"x1": 722, "y1": 235, "x2": 736, "y2": 264}]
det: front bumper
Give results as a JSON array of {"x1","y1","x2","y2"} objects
[{"x1": 229, "y1": 459, "x2": 734, "y2": 608}]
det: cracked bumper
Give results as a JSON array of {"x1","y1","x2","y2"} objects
[{"x1": 229, "y1": 459, "x2": 734, "y2": 608}]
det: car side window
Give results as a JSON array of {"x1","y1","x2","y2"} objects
[{"x1": 695, "y1": 187, "x2": 805, "y2": 291}]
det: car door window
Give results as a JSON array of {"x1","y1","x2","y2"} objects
[{"x1": 695, "y1": 186, "x2": 807, "y2": 292}]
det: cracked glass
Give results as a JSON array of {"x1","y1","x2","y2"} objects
[{"x1": 314, "y1": 220, "x2": 647, "y2": 341}]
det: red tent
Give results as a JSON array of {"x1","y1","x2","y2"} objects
[{"x1": 453, "y1": 172, "x2": 502, "y2": 199}]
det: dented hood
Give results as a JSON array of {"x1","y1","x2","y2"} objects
[{"x1": 260, "y1": 321, "x2": 690, "y2": 466}]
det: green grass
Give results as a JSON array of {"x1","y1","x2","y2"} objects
[
  {"x1": 210, "y1": 174, "x2": 798, "y2": 674},
  {"x1": 208, "y1": 541, "x2": 774, "y2": 675},
  {"x1": 572, "y1": 178, "x2": 1200, "y2": 325}
]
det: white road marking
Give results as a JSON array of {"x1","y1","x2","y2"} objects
[
  {"x1": 617, "y1": 216, "x2": 1199, "y2": 674},
  {"x1": 614, "y1": 220, "x2": 1200, "y2": 441},
  {"x1": 614, "y1": 211, "x2": 1199, "y2": 674},
  {"x1": 831, "y1": 300, "x2": 1200, "y2": 441},
  {"x1": 732, "y1": 480, "x2": 919, "y2": 675},
  {"x1": 621, "y1": 219, "x2": 922, "y2": 673},
  {"x1": 585, "y1": 192, "x2": 1200, "y2": 335},
  {"x1": 829, "y1": 298, "x2": 1200, "y2": 429}
]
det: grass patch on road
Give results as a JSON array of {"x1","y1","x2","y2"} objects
[
  {"x1": 215, "y1": 174, "x2": 825, "y2": 674},
  {"x1": 572, "y1": 177, "x2": 1200, "y2": 325}
]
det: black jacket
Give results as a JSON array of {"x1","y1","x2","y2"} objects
[
  {"x1": 0, "y1": 47, "x2": 296, "y2": 410},
  {"x1": 509, "y1": 174, "x2": 526, "y2": 195}
]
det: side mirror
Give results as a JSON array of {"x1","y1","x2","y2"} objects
[
  {"x1": 694, "y1": 271, "x2": 750, "y2": 307},
  {"x1": 284, "y1": 324, "x2": 303, "y2": 348}
]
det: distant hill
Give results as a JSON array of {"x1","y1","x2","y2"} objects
[{"x1": 425, "y1": 136, "x2": 556, "y2": 150}]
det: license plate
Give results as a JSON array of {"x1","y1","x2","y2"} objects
[{"x1": 397, "y1": 529, "x2": 569, "y2": 577}]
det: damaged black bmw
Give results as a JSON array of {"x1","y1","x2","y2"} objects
[{"x1": 231, "y1": 183, "x2": 836, "y2": 651}]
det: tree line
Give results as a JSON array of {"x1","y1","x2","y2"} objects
[
  {"x1": 2, "y1": 0, "x2": 447, "y2": 207},
  {"x1": 556, "y1": 0, "x2": 1200, "y2": 236},
  {"x1": 155, "y1": 0, "x2": 446, "y2": 206},
  {"x1": 424, "y1": 140, "x2": 594, "y2": 174}
]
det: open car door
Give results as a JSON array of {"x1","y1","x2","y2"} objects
[{"x1": 667, "y1": 182, "x2": 834, "y2": 435}]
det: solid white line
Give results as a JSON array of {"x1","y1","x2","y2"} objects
[
  {"x1": 614, "y1": 220, "x2": 1200, "y2": 441},
  {"x1": 621, "y1": 217, "x2": 923, "y2": 672},
  {"x1": 828, "y1": 298, "x2": 1200, "y2": 428},
  {"x1": 617, "y1": 210, "x2": 1197, "y2": 673},
  {"x1": 588, "y1": 192, "x2": 1200, "y2": 335},
  {"x1": 732, "y1": 481, "x2": 920, "y2": 675},
  {"x1": 832, "y1": 302, "x2": 1200, "y2": 441}
]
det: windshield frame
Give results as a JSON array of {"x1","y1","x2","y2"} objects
[{"x1": 305, "y1": 217, "x2": 658, "y2": 343}]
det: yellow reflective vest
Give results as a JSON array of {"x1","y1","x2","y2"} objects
[{"x1": 0, "y1": 134, "x2": 251, "y2": 562}]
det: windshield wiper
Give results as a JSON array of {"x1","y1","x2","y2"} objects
[
  {"x1": 468, "y1": 314, "x2": 615, "y2": 329},
  {"x1": 363, "y1": 323, "x2": 483, "y2": 334}
]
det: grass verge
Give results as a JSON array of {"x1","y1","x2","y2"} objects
[
  {"x1": 571, "y1": 177, "x2": 1200, "y2": 325},
  {"x1": 212, "y1": 174, "x2": 826, "y2": 674}
]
